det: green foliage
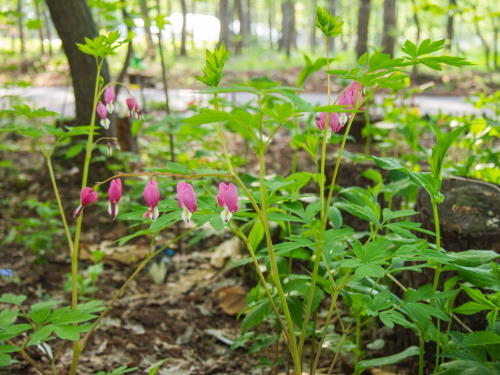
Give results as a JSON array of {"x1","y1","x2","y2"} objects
[
  {"x1": 315, "y1": 6, "x2": 343, "y2": 38},
  {"x1": 76, "y1": 31, "x2": 130, "y2": 58},
  {"x1": 195, "y1": 44, "x2": 231, "y2": 87}
]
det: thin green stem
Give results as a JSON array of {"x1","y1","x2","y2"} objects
[
  {"x1": 6, "y1": 340, "x2": 47, "y2": 375},
  {"x1": 419, "y1": 328, "x2": 425, "y2": 375},
  {"x1": 42, "y1": 152, "x2": 74, "y2": 256},
  {"x1": 298, "y1": 35, "x2": 332, "y2": 359},
  {"x1": 69, "y1": 230, "x2": 193, "y2": 375},
  {"x1": 231, "y1": 223, "x2": 288, "y2": 339},
  {"x1": 431, "y1": 198, "x2": 443, "y2": 370}
]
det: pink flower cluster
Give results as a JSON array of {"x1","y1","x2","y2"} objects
[
  {"x1": 96, "y1": 87, "x2": 143, "y2": 129},
  {"x1": 316, "y1": 81, "x2": 364, "y2": 134},
  {"x1": 73, "y1": 179, "x2": 239, "y2": 224}
]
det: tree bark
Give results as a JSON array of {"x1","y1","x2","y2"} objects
[
  {"x1": 381, "y1": 0, "x2": 396, "y2": 56},
  {"x1": 309, "y1": 0, "x2": 317, "y2": 50},
  {"x1": 234, "y1": 0, "x2": 247, "y2": 54},
  {"x1": 446, "y1": 0, "x2": 456, "y2": 51},
  {"x1": 34, "y1": 0, "x2": 45, "y2": 56},
  {"x1": 279, "y1": 0, "x2": 295, "y2": 57},
  {"x1": 327, "y1": 0, "x2": 338, "y2": 53},
  {"x1": 42, "y1": 1, "x2": 53, "y2": 56},
  {"x1": 355, "y1": 0, "x2": 371, "y2": 59},
  {"x1": 45, "y1": 0, "x2": 110, "y2": 127},
  {"x1": 17, "y1": 0, "x2": 25, "y2": 54},
  {"x1": 218, "y1": 0, "x2": 231, "y2": 48},
  {"x1": 267, "y1": 0, "x2": 274, "y2": 49},
  {"x1": 139, "y1": 0, "x2": 156, "y2": 59},
  {"x1": 180, "y1": 0, "x2": 188, "y2": 56}
]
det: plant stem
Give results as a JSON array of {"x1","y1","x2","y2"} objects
[
  {"x1": 419, "y1": 328, "x2": 425, "y2": 375},
  {"x1": 231, "y1": 223, "x2": 288, "y2": 339},
  {"x1": 431, "y1": 198, "x2": 443, "y2": 370},
  {"x1": 7, "y1": 340, "x2": 47, "y2": 375},
  {"x1": 44, "y1": 154, "x2": 74, "y2": 255}
]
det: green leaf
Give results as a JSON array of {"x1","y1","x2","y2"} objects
[
  {"x1": 315, "y1": 6, "x2": 343, "y2": 37},
  {"x1": 405, "y1": 284, "x2": 435, "y2": 303},
  {"x1": 242, "y1": 299, "x2": 273, "y2": 333},
  {"x1": 461, "y1": 286, "x2": 496, "y2": 308},
  {"x1": 448, "y1": 250, "x2": 499, "y2": 268},
  {"x1": 29, "y1": 307, "x2": 52, "y2": 326},
  {"x1": 117, "y1": 230, "x2": 151, "y2": 246},
  {"x1": 358, "y1": 346, "x2": 420, "y2": 369},
  {"x1": 297, "y1": 55, "x2": 327, "y2": 87},
  {"x1": 0, "y1": 353, "x2": 12, "y2": 367},
  {"x1": 328, "y1": 206, "x2": 343, "y2": 229},
  {"x1": 28, "y1": 325, "x2": 54, "y2": 345},
  {"x1": 382, "y1": 208, "x2": 417, "y2": 223},
  {"x1": 182, "y1": 110, "x2": 231, "y2": 125},
  {"x1": 0, "y1": 293, "x2": 27, "y2": 306},
  {"x1": 453, "y1": 302, "x2": 491, "y2": 315},
  {"x1": 248, "y1": 220, "x2": 264, "y2": 251},
  {"x1": 379, "y1": 310, "x2": 415, "y2": 329},
  {"x1": 455, "y1": 266, "x2": 500, "y2": 291},
  {"x1": 53, "y1": 324, "x2": 88, "y2": 341},
  {"x1": 461, "y1": 331, "x2": 500, "y2": 347},
  {"x1": 147, "y1": 358, "x2": 171, "y2": 375}
]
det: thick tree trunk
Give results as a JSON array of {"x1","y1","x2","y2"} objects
[
  {"x1": 327, "y1": 0, "x2": 338, "y2": 53},
  {"x1": 17, "y1": 0, "x2": 25, "y2": 54},
  {"x1": 446, "y1": 0, "x2": 456, "y2": 51},
  {"x1": 381, "y1": 0, "x2": 396, "y2": 56},
  {"x1": 267, "y1": 0, "x2": 274, "y2": 49},
  {"x1": 139, "y1": 0, "x2": 156, "y2": 59},
  {"x1": 34, "y1": 0, "x2": 45, "y2": 56},
  {"x1": 234, "y1": 0, "x2": 247, "y2": 54},
  {"x1": 45, "y1": 0, "x2": 110, "y2": 127},
  {"x1": 309, "y1": 0, "x2": 317, "y2": 50},
  {"x1": 279, "y1": 0, "x2": 295, "y2": 57},
  {"x1": 180, "y1": 0, "x2": 188, "y2": 56},
  {"x1": 218, "y1": 0, "x2": 231, "y2": 48},
  {"x1": 42, "y1": 2, "x2": 53, "y2": 56},
  {"x1": 355, "y1": 0, "x2": 371, "y2": 59}
]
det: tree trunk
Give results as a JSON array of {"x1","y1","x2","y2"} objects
[
  {"x1": 327, "y1": 0, "x2": 338, "y2": 53},
  {"x1": 179, "y1": 0, "x2": 188, "y2": 56},
  {"x1": 309, "y1": 0, "x2": 317, "y2": 50},
  {"x1": 42, "y1": 1, "x2": 53, "y2": 56},
  {"x1": 139, "y1": 0, "x2": 156, "y2": 59},
  {"x1": 279, "y1": 0, "x2": 295, "y2": 57},
  {"x1": 17, "y1": 0, "x2": 25, "y2": 54},
  {"x1": 446, "y1": 0, "x2": 456, "y2": 51},
  {"x1": 45, "y1": 0, "x2": 110, "y2": 127},
  {"x1": 268, "y1": 0, "x2": 274, "y2": 49},
  {"x1": 218, "y1": 0, "x2": 231, "y2": 48},
  {"x1": 34, "y1": 0, "x2": 46, "y2": 56},
  {"x1": 355, "y1": 0, "x2": 371, "y2": 59},
  {"x1": 381, "y1": 0, "x2": 396, "y2": 56},
  {"x1": 234, "y1": 0, "x2": 247, "y2": 54}
]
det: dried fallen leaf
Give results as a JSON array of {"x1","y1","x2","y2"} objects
[{"x1": 215, "y1": 285, "x2": 247, "y2": 315}]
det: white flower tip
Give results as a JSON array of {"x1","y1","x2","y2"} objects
[
  {"x1": 182, "y1": 208, "x2": 192, "y2": 224},
  {"x1": 100, "y1": 118, "x2": 110, "y2": 129}
]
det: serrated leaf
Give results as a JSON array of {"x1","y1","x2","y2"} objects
[
  {"x1": 0, "y1": 293, "x2": 27, "y2": 306},
  {"x1": 241, "y1": 299, "x2": 273, "y2": 333},
  {"x1": 358, "y1": 346, "x2": 420, "y2": 369},
  {"x1": 453, "y1": 302, "x2": 490, "y2": 315}
]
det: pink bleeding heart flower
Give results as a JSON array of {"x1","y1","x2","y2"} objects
[
  {"x1": 126, "y1": 98, "x2": 143, "y2": 120},
  {"x1": 97, "y1": 101, "x2": 110, "y2": 129},
  {"x1": 107, "y1": 178, "x2": 122, "y2": 220},
  {"x1": 176, "y1": 181, "x2": 197, "y2": 224},
  {"x1": 104, "y1": 86, "x2": 116, "y2": 114},
  {"x1": 338, "y1": 81, "x2": 363, "y2": 109},
  {"x1": 216, "y1": 182, "x2": 239, "y2": 223},
  {"x1": 316, "y1": 112, "x2": 345, "y2": 134},
  {"x1": 143, "y1": 179, "x2": 160, "y2": 222},
  {"x1": 73, "y1": 187, "x2": 98, "y2": 218}
]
